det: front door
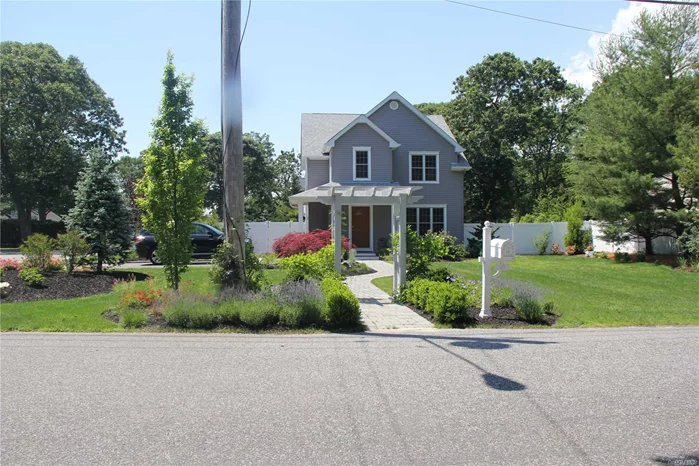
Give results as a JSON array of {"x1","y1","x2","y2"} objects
[{"x1": 351, "y1": 206, "x2": 370, "y2": 249}]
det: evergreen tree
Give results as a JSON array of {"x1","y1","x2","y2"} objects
[
  {"x1": 67, "y1": 149, "x2": 133, "y2": 272},
  {"x1": 137, "y1": 51, "x2": 206, "y2": 290}
]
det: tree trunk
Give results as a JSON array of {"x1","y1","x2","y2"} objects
[
  {"x1": 97, "y1": 256, "x2": 103, "y2": 273},
  {"x1": 38, "y1": 202, "x2": 47, "y2": 223},
  {"x1": 644, "y1": 236, "x2": 653, "y2": 256},
  {"x1": 17, "y1": 206, "x2": 32, "y2": 242},
  {"x1": 222, "y1": 0, "x2": 246, "y2": 287}
]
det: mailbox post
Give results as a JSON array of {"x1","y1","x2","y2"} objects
[{"x1": 478, "y1": 221, "x2": 515, "y2": 318}]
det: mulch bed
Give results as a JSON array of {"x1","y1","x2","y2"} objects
[
  {"x1": 1, "y1": 270, "x2": 150, "y2": 303},
  {"x1": 342, "y1": 263, "x2": 376, "y2": 277},
  {"x1": 405, "y1": 303, "x2": 559, "y2": 328}
]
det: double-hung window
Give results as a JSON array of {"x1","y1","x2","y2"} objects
[
  {"x1": 409, "y1": 152, "x2": 439, "y2": 183},
  {"x1": 406, "y1": 206, "x2": 446, "y2": 235},
  {"x1": 353, "y1": 147, "x2": 371, "y2": 180}
]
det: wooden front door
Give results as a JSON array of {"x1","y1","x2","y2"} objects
[{"x1": 351, "y1": 207, "x2": 371, "y2": 249}]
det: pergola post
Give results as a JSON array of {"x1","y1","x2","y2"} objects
[
  {"x1": 392, "y1": 203, "x2": 399, "y2": 293},
  {"x1": 398, "y1": 194, "x2": 407, "y2": 287},
  {"x1": 297, "y1": 202, "x2": 305, "y2": 232},
  {"x1": 331, "y1": 196, "x2": 342, "y2": 273}
]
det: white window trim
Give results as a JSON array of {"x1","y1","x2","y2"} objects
[
  {"x1": 353, "y1": 146, "x2": 371, "y2": 181},
  {"x1": 409, "y1": 151, "x2": 440, "y2": 184},
  {"x1": 406, "y1": 205, "x2": 447, "y2": 234}
]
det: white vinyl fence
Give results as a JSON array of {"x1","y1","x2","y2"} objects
[
  {"x1": 247, "y1": 221, "x2": 679, "y2": 256},
  {"x1": 246, "y1": 221, "x2": 304, "y2": 254}
]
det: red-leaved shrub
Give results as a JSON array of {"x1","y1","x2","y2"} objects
[{"x1": 273, "y1": 229, "x2": 352, "y2": 257}]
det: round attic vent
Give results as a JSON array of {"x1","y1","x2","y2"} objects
[{"x1": 389, "y1": 100, "x2": 399, "y2": 110}]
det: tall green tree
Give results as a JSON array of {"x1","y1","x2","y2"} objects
[
  {"x1": 0, "y1": 42, "x2": 126, "y2": 239},
  {"x1": 67, "y1": 149, "x2": 133, "y2": 272},
  {"x1": 202, "y1": 132, "x2": 297, "y2": 221},
  {"x1": 114, "y1": 155, "x2": 144, "y2": 229},
  {"x1": 137, "y1": 52, "x2": 207, "y2": 290},
  {"x1": 428, "y1": 52, "x2": 582, "y2": 222},
  {"x1": 569, "y1": 6, "x2": 699, "y2": 253}
]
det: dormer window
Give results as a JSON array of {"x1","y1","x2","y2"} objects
[
  {"x1": 353, "y1": 146, "x2": 371, "y2": 180},
  {"x1": 409, "y1": 152, "x2": 439, "y2": 183}
]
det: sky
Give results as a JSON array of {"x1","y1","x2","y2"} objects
[{"x1": 2, "y1": 0, "x2": 662, "y2": 157}]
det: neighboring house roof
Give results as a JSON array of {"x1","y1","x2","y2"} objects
[
  {"x1": 300, "y1": 91, "x2": 464, "y2": 159},
  {"x1": 2, "y1": 210, "x2": 63, "y2": 222},
  {"x1": 322, "y1": 115, "x2": 400, "y2": 154}
]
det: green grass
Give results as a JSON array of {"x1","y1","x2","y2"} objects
[
  {"x1": 1, "y1": 267, "x2": 288, "y2": 332},
  {"x1": 372, "y1": 256, "x2": 699, "y2": 328}
]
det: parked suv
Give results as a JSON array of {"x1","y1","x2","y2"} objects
[{"x1": 135, "y1": 222, "x2": 225, "y2": 264}]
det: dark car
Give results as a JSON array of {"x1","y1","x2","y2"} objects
[{"x1": 135, "y1": 222, "x2": 225, "y2": 264}]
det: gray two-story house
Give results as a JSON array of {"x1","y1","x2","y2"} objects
[{"x1": 290, "y1": 92, "x2": 470, "y2": 254}]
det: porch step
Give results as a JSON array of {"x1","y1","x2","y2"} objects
[{"x1": 354, "y1": 252, "x2": 379, "y2": 260}]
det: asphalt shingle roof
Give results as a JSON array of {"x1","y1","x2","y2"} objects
[{"x1": 301, "y1": 113, "x2": 456, "y2": 158}]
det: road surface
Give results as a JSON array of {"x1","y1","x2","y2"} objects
[{"x1": 2, "y1": 327, "x2": 698, "y2": 465}]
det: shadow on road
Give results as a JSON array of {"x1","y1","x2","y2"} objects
[{"x1": 653, "y1": 453, "x2": 699, "y2": 465}]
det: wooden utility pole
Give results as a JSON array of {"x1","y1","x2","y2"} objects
[{"x1": 221, "y1": 0, "x2": 246, "y2": 284}]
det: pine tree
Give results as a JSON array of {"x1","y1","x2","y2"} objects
[
  {"x1": 67, "y1": 149, "x2": 133, "y2": 272},
  {"x1": 137, "y1": 51, "x2": 206, "y2": 290}
]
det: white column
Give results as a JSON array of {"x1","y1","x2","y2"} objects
[
  {"x1": 332, "y1": 197, "x2": 342, "y2": 273},
  {"x1": 297, "y1": 202, "x2": 304, "y2": 230},
  {"x1": 479, "y1": 221, "x2": 492, "y2": 318},
  {"x1": 398, "y1": 194, "x2": 407, "y2": 287},
  {"x1": 392, "y1": 203, "x2": 398, "y2": 293}
]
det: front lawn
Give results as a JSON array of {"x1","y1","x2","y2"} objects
[
  {"x1": 372, "y1": 256, "x2": 699, "y2": 328},
  {"x1": 1, "y1": 267, "x2": 287, "y2": 332}
]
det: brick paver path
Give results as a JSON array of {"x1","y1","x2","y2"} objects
[{"x1": 344, "y1": 259, "x2": 433, "y2": 331}]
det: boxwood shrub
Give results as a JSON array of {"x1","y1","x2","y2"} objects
[
  {"x1": 403, "y1": 278, "x2": 479, "y2": 325},
  {"x1": 320, "y1": 277, "x2": 361, "y2": 328}
]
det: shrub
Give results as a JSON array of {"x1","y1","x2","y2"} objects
[
  {"x1": 434, "y1": 231, "x2": 468, "y2": 261},
  {"x1": 404, "y1": 278, "x2": 434, "y2": 310},
  {"x1": 424, "y1": 266, "x2": 454, "y2": 282},
  {"x1": 465, "y1": 224, "x2": 500, "y2": 258},
  {"x1": 636, "y1": 251, "x2": 646, "y2": 263},
  {"x1": 511, "y1": 284, "x2": 545, "y2": 323},
  {"x1": 20, "y1": 234, "x2": 55, "y2": 271},
  {"x1": 551, "y1": 243, "x2": 562, "y2": 255},
  {"x1": 216, "y1": 300, "x2": 241, "y2": 326},
  {"x1": 280, "y1": 244, "x2": 337, "y2": 281},
  {"x1": 614, "y1": 251, "x2": 631, "y2": 263},
  {"x1": 533, "y1": 230, "x2": 552, "y2": 255},
  {"x1": 563, "y1": 202, "x2": 589, "y2": 254},
  {"x1": 593, "y1": 251, "x2": 607, "y2": 259},
  {"x1": 273, "y1": 229, "x2": 351, "y2": 258},
  {"x1": 163, "y1": 298, "x2": 218, "y2": 329},
  {"x1": 258, "y1": 253, "x2": 280, "y2": 269},
  {"x1": 57, "y1": 231, "x2": 91, "y2": 274},
  {"x1": 1, "y1": 219, "x2": 66, "y2": 248},
  {"x1": 391, "y1": 229, "x2": 447, "y2": 280},
  {"x1": 320, "y1": 277, "x2": 361, "y2": 328},
  {"x1": 273, "y1": 280, "x2": 324, "y2": 328},
  {"x1": 565, "y1": 245, "x2": 577, "y2": 256},
  {"x1": 18, "y1": 267, "x2": 45, "y2": 287},
  {"x1": 377, "y1": 236, "x2": 391, "y2": 258},
  {"x1": 238, "y1": 298, "x2": 280, "y2": 329},
  {"x1": 120, "y1": 309, "x2": 149, "y2": 328},
  {"x1": 0, "y1": 259, "x2": 22, "y2": 271},
  {"x1": 678, "y1": 213, "x2": 699, "y2": 263},
  {"x1": 425, "y1": 282, "x2": 474, "y2": 324},
  {"x1": 493, "y1": 281, "x2": 515, "y2": 307}
]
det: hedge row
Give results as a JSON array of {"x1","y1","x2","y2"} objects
[{"x1": 0, "y1": 220, "x2": 66, "y2": 248}]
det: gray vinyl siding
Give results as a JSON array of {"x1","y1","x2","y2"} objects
[
  {"x1": 368, "y1": 103, "x2": 465, "y2": 242},
  {"x1": 305, "y1": 159, "x2": 329, "y2": 189},
  {"x1": 308, "y1": 202, "x2": 329, "y2": 231},
  {"x1": 373, "y1": 205, "x2": 392, "y2": 251},
  {"x1": 330, "y1": 124, "x2": 392, "y2": 183}
]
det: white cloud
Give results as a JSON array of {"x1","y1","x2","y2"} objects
[{"x1": 562, "y1": 2, "x2": 662, "y2": 90}]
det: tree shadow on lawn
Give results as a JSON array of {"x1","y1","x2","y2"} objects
[{"x1": 366, "y1": 332, "x2": 557, "y2": 391}]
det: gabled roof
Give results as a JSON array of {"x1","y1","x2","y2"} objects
[
  {"x1": 365, "y1": 91, "x2": 465, "y2": 153},
  {"x1": 301, "y1": 113, "x2": 358, "y2": 160},
  {"x1": 322, "y1": 115, "x2": 400, "y2": 154}
]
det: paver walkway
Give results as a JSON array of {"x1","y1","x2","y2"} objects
[{"x1": 344, "y1": 259, "x2": 433, "y2": 331}]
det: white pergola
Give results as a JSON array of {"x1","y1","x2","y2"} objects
[{"x1": 289, "y1": 183, "x2": 422, "y2": 292}]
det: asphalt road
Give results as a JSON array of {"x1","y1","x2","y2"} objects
[{"x1": 2, "y1": 327, "x2": 698, "y2": 465}]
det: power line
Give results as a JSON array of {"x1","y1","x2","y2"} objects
[
  {"x1": 444, "y1": 0, "x2": 627, "y2": 38},
  {"x1": 235, "y1": 0, "x2": 251, "y2": 80},
  {"x1": 625, "y1": 0, "x2": 699, "y2": 5}
]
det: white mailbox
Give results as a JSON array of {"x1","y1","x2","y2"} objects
[{"x1": 490, "y1": 238, "x2": 515, "y2": 260}]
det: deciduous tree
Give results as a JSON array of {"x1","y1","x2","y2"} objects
[{"x1": 137, "y1": 52, "x2": 207, "y2": 290}]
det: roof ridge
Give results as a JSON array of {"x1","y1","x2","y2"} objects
[{"x1": 302, "y1": 112, "x2": 359, "y2": 115}]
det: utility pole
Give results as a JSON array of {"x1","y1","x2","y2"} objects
[{"x1": 221, "y1": 0, "x2": 246, "y2": 285}]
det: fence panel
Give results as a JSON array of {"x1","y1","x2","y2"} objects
[
  {"x1": 246, "y1": 221, "x2": 303, "y2": 254},
  {"x1": 464, "y1": 222, "x2": 567, "y2": 255}
]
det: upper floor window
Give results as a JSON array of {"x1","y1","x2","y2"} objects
[
  {"x1": 353, "y1": 146, "x2": 371, "y2": 180},
  {"x1": 409, "y1": 152, "x2": 439, "y2": 183}
]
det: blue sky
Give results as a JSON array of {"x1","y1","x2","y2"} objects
[{"x1": 2, "y1": 1, "x2": 651, "y2": 157}]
